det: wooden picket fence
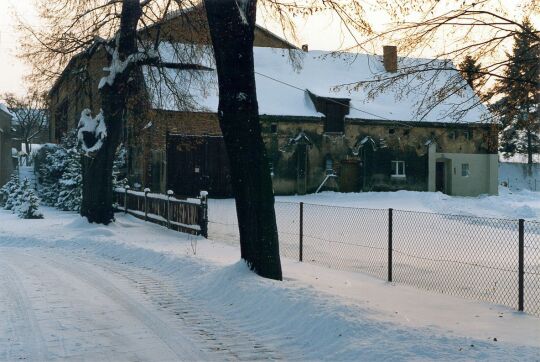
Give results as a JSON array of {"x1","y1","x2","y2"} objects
[{"x1": 114, "y1": 187, "x2": 208, "y2": 237}]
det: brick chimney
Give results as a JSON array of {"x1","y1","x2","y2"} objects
[
  {"x1": 302, "y1": 44, "x2": 309, "y2": 52},
  {"x1": 383, "y1": 45, "x2": 398, "y2": 73}
]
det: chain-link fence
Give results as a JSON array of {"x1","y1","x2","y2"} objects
[{"x1": 208, "y1": 200, "x2": 540, "y2": 316}]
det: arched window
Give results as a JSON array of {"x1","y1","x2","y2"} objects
[{"x1": 325, "y1": 155, "x2": 334, "y2": 175}]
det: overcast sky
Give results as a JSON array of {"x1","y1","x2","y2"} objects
[{"x1": 0, "y1": 0, "x2": 537, "y2": 98}]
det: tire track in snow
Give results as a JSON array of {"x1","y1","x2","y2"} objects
[
  {"x1": 0, "y1": 260, "x2": 48, "y2": 361},
  {"x1": 18, "y1": 250, "x2": 210, "y2": 361},
  {"x1": 68, "y1": 255, "x2": 284, "y2": 360}
]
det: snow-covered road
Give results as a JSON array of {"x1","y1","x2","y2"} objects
[
  {"x1": 0, "y1": 247, "x2": 279, "y2": 361},
  {"x1": 0, "y1": 248, "x2": 203, "y2": 360}
]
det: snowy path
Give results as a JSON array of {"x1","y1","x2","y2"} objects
[{"x1": 0, "y1": 247, "x2": 280, "y2": 361}]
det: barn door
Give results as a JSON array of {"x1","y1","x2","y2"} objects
[{"x1": 167, "y1": 135, "x2": 233, "y2": 197}]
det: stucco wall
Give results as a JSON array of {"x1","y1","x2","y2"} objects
[{"x1": 428, "y1": 143, "x2": 498, "y2": 196}]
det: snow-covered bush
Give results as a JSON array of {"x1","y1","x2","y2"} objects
[
  {"x1": 0, "y1": 172, "x2": 21, "y2": 209},
  {"x1": 35, "y1": 131, "x2": 128, "y2": 212},
  {"x1": 1, "y1": 174, "x2": 43, "y2": 219},
  {"x1": 16, "y1": 178, "x2": 43, "y2": 219},
  {"x1": 35, "y1": 130, "x2": 82, "y2": 211}
]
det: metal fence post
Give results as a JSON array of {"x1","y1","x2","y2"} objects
[
  {"x1": 124, "y1": 185, "x2": 130, "y2": 214},
  {"x1": 144, "y1": 188, "x2": 150, "y2": 221},
  {"x1": 166, "y1": 190, "x2": 173, "y2": 229},
  {"x1": 388, "y1": 208, "x2": 393, "y2": 282},
  {"x1": 199, "y1": 191, "x2": 208, "y2": 238},
  {"x1": 299, "y1": 202, "x2": 304, "y2": 262},
  {"x1": 519, "y1": 218, "x2": 525, "y2": 312}
]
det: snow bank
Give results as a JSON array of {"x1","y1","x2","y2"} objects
[
  {"x1": 271, "y1": 188, "x2": 540, "y2": 220},
  {"x1": 499, "y1": 162, "x2": 540, "y2": 192}
]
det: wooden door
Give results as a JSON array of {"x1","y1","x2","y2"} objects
[
  {"x1": 436, "y1": 161, "x2": 445, "y2": 193},
  {"x1": 340, "y1": 159, "x2": 360, "y2": 192},
  {"x1": 167, "y1": 135, "x2": 233, "y2": 198}
]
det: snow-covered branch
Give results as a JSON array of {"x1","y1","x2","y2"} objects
[
  {"x1": 98, "y1": 36, "x2": 157, "y2": 89},
  {"x1": 77, "y1": 109, "x2": 108, "y2": 156}
]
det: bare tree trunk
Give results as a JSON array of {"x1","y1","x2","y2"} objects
[
  {"x1": 80, "y1": 0, "x2": 142, "y2": 224},
  {"x1": 527, "y1": 129, "x2": 533, "y2": 165},
  {"x1": 24, "y1": 139, "x2": 31, "y2": 156},
  {"x1": 205, "y1": 0, "x2": 282, "y2": 280}
]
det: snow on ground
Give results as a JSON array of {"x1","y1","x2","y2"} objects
[
  {"x1": 210, "y1": 187, "x2": 540, "y2": 225},
  {"x1": 500, "y1": 162, "x2": 540, "y2": 192},
  {"x1": 208, "y1": 188, "x2": 540, "y2": 317},
  {"x1": 0, "y1": 207, "x2": 539, "y2": 360}
]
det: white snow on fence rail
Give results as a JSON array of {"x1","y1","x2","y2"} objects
[{"x1": 115, "y1": 187, "x2": 201, "y2": 205}]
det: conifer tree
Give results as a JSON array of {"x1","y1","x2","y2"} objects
[
  {"x1": 112, "y1": 144, "x2": 128, "y2": 189},
  {"x1": 493, "y1": 20, "x2": 540, "y2": 164},
  {"x1": 16, "y1": 178, "x2": 43, "y2": 219},
  {"x1": 458, "y1": 55, "x2": 482, "y2": 91},
  {"x1": 1, "y1": 173, "x2": 21, "y2": 210},
  {"x1": 55, "y1": 146, "x2": 82, "y2": 211}
]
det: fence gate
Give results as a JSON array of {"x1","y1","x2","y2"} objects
[{"x1": 166, "y1": 134, "x2": 233, "y2": 198}]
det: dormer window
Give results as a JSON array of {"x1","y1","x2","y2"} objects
[{"x1": 306, "y1": 90, "x2": 350, "y2": 134}]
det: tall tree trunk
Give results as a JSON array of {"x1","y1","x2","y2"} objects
[
  {"x1": 205, "y1": 0, "x2": 282, "y2": 280},
  {"x1": 80, "y1": 0, "x2": 142, "y2": 224}
]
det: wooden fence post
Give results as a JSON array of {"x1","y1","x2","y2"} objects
[
  {"x1": 166, "y1": 190, "x2": 173, "y2": 229},
  {"x1": 199, "y1": 191, "x2": 208, "y2": 238},
  {"x1": 144, "y1": 188, "x2": 150, "y2": 221},
  {"x1": 124, "y1": 185, "x2": 130, "y2": 214}
]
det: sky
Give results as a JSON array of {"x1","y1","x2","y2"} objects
[
  {"x1": 0, "y1": 0, "x2": 40, "y2": 97},
  {"x1": 0, "y1": 0, "x2": 537, "y2": 98}
]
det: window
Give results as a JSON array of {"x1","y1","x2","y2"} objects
[
  {"x1": 388, "y1": 128, "x2": 395, "y2": 135},
  {"x1": 463, "y1": 130, "x2": 472, "y2": 140},
  {"x1": 270, "y1": 123, "x2": 278, "y2": 134},
  {"x1": 324, "y1": 102, "x2": 345, "y2": 133},
  {"x1": 325, "y1": 156, "x2": 334, "y2": 175},
  {"x1": 391, "y1": 160, "x2": 406, "y2": 177},
  {"x1": 448, "y1": 131, "x2": 456, "y2": 140},
  {"x1": 461, "y1": 163, "x2": 470, "y2": 177}
]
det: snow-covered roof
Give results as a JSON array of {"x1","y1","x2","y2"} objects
[
  {"x1": 144, "y1": 46, "x2": 489, "y2": 124},
  {"x1": 0, "y1": 103, "x2": 13, "y2": 118}
]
